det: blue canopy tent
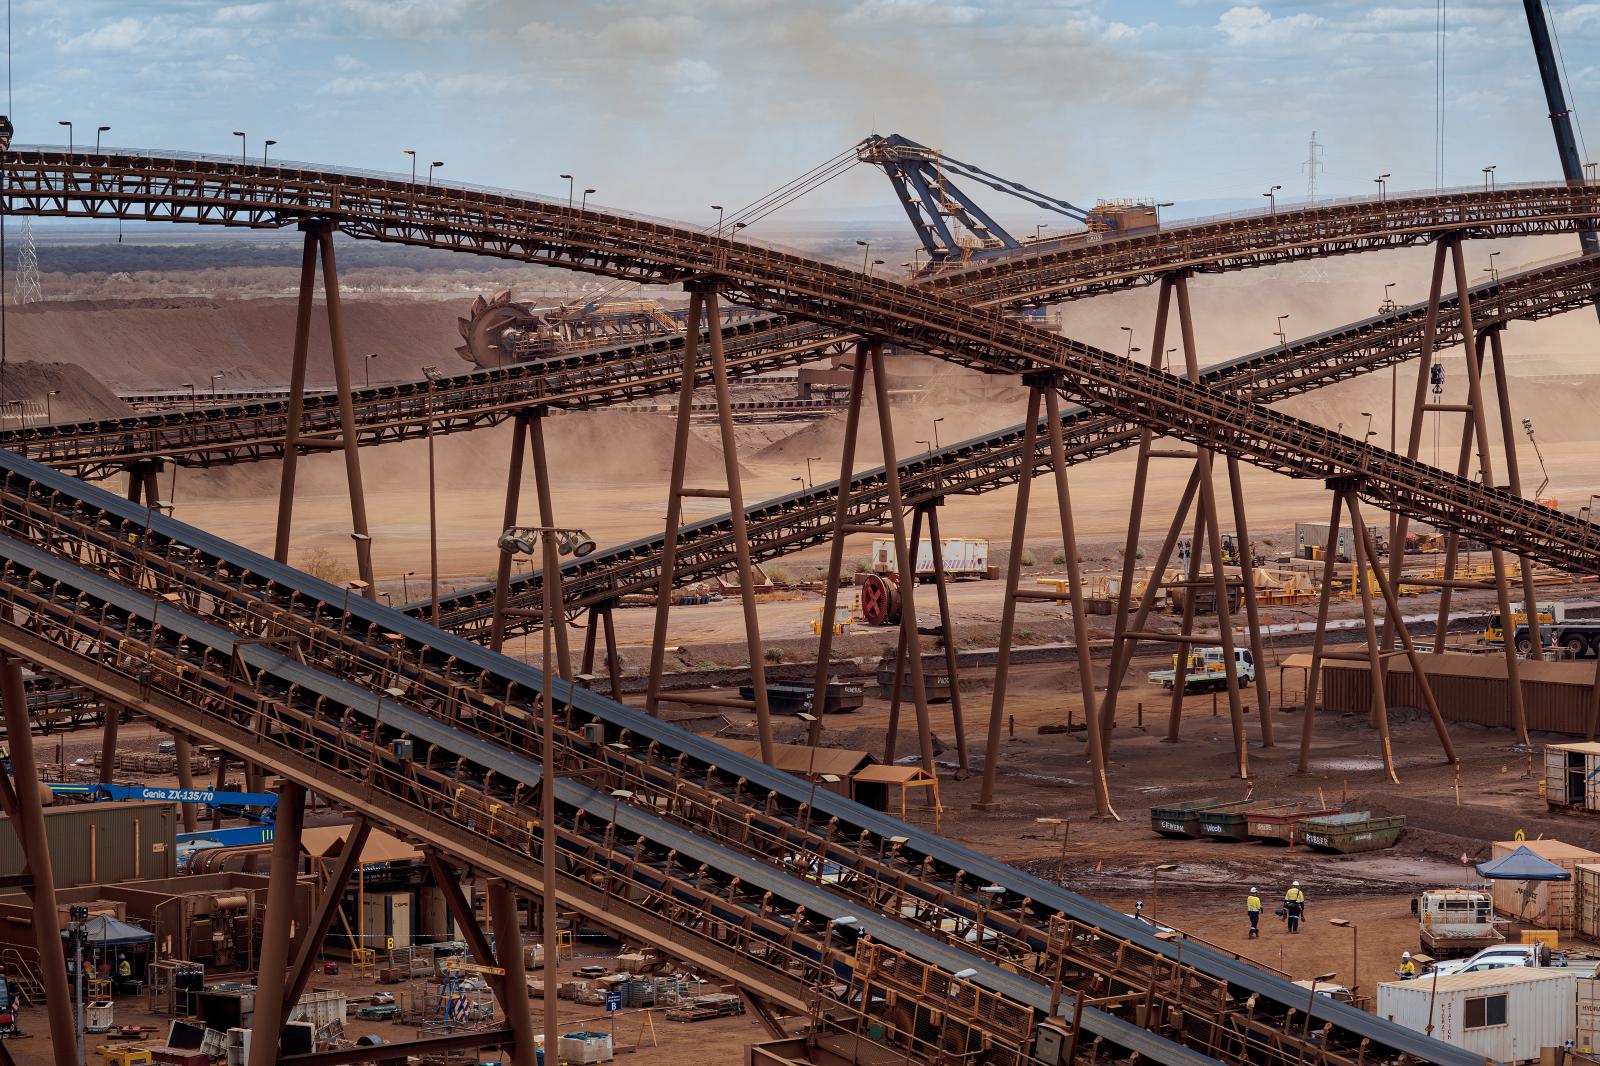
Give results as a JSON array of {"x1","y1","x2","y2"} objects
[
  {"x1": 62, "y1": 914, "x2": 155, "y2": 948},
  {"x1": 1475, "y1": 845, "x2": 1572, "y2": 881}
]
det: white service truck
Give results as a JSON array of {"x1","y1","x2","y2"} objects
[
  {"x1": 1148, "y1": 648, "x2": 1255, "y2": 692},
  {"x1": 1416, "y1": 888, "x2": 1503, "y2": 958}
]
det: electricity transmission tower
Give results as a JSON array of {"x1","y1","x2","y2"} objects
[
  {"x1": 1302, "y1": 131, "x2": 1324, "y2": 205},
  {"x1": 16, "y1": 219, "x2": 42, "y2": 305}
]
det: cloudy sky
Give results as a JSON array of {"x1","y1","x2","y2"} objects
[{"x1": 13, "y1": 1, "x2": 1600, "y2": 222}]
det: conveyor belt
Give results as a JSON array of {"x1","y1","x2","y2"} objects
[
  {"x1": 430, "y1": 252, "x2": 1600, "y2": 635},
  {"x1": 0, "y1": 445, "x2": 1484, "y2": 1066}
]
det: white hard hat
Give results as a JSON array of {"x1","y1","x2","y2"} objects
[
  {"x1": 1250, "y1": 887, "x2": 1258, "y2": 894},
  {"x1": 1402, "y1": 951, "x2": 1412, "y2": 958},
  {"x1": 1292, "y1": 880, "x2": 1300, "y2": 886}
]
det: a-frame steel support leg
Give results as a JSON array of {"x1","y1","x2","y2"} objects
[
  {"x1": 1226, "y1": 456, "x2": 1274, "y2": 746},
  {"x1": 645, "y1": 284, "x2": 773, "y2": 763},
  {"x1": 870, "y1": 342, "x2": 935, "y2": 774},
  {"x1": 884, "y1": 503, "x2": 930, "y2": 766},
  {"x1": 976, "y1": 385, "x2": 1042, "y2": 810},
  {"x1": 246, "y1": 779, "x2": 307, "y2": 1066},
  {"x1": 489, "y1": 414, "x2": 531, "y2": 655},
  {"x1": 1487, "y1": 326, "x2": 1546, "y2": 658},
  {"x1": 0, "y1": 657, "x2": 79, "y2": 1066},
  {"x1": 809, "y1": 347, "x2": 870, "y2": 746},
  {"x1": 284, "y1": 818, "x2": 371, "y2": 1014},
  {"x1": 270, "y1": 220, "x2": 376, "y2": 595},
  {"x1": 488, "y1": 878, "x2": 540, "y2": 1066},
  {"x1": 1341, "y1": 486, "x2": 1400, "y2": 784},
  {"x1": 1298, "y1": 494, "x2": 1346, "y2": 774},
  {"x1": 488, "y1": 410, "x2": 573, "y2": 670},
  {"x1": 923, "y1": 501, "x2": 970, "y2": 775}
]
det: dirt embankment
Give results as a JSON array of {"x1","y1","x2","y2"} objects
[
  {"x1": 0, "y1": 360, "x2": 131, "y2": 421},
  {"x1": 0, "y1": 297, "x2": 469, "y2": 389}
]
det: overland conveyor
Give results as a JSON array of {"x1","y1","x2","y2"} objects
[
  {"x1": 0, "y1": 483, "x2": 1209, "y2": 1062},
  {"x1": 0, "y1": 447, "x2": 1481, "y2": 1066},
  {"x1": 428, "y1": 251, "x2": 1600, "y2": 636}
]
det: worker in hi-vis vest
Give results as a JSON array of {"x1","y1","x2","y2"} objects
[
  {"x1": 1245, "y1": 888, "x2": 1263, "y2": 938},
  {"x1": 1284, "y1": 880, "x2": 1306, "y2": 933}
]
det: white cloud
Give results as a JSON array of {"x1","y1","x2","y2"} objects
[
  {"x1": 62, "y1": 16, "x2": 152, "y2": 52},
  {"x1": 213, "y1": 3, "x2": 277, "y2": 25},
  {"x1": 334, "y1": 0, "x2": 492, "y2": 36},
  {"x1": 669, "y1": 58, "x2": 718, "y2": 93},
  {"x1": 843, "y1": 0, "x2": 983, "y2": 27},
  {"x1": 333, "y1": 53, "x2": 366, "y2": 71},
  {"x1": 1217, "y1": 6, "x2": 1323, "y2": 45}
]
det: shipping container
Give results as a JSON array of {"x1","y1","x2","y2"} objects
[
  {"x1": 1377, "y1": 967, "x2": 1575, "y2": 1063},
  {"x1": 1314, "y1": 654, "x2": 1598, "y2": 735},
  {"x1": 1576, "y1": 864, "x2": 1600, "y2": 941},
  {"x1": 1294, "y1": 523, "x2": 1379, "y2": 562},
  {"x1": 0, "y1": 802, "x2": 176, "y2": 887},
  {"x1": 1547, "y1": 743, "x2": 1600, "y2": 812},
  {"x1": 360, "y1": 892, "x2": 412, "y2": 950},
  {"x1": 1578, "y1": 977, "x2": 1600, "y2": 1055},
  {"x1": 870, "y1": 538, "x2": 990, "y2": 578},
  {"x1": 1490, "y1": 840, "x2": 1600, "y2": 931}
]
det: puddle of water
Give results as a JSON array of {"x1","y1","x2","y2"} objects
[{"x1": 1312, "y1": 754, "x2": 1437, "y2": 772}]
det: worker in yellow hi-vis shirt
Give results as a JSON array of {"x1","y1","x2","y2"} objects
[
  {"x1": 1245, "y1": 888, "x2": 1263, "y2": 939},
  {"x1": 1284, "y1": 880, "x2": 1306, "y2": 933}
]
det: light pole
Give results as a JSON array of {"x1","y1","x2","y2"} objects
[
  {"x1": 711, "y1": 204, "x2": 725, "y2": 237},
  {"x1": 44, "y1": 389, "x2": 58, "y2": 424},
  {"x1": 1381, "y1": 282, "x2": 1397, "y2": 312},
  {"x1": 856, "y1": 239, "x2": 870, "y2": 274},
  {"x1": 95, "y1": 125, "x2": 109, "y2": 153},
  {"x1": 428, "y1": 160, "x2": 443, "y2": 187},
  {"x1": 233, "y1": 131, "x2": 246, "y2": 164},
  {"x1": 364, "y1": 353, "x2": 379, "y2": 388},
  {"x1": 1489, "y1": 250, "x2": 1501, "y2": 283},
  {"x1": 1156, "y1": 200, "x2": 1174, "y2": 223},
  {"x1": 1329, "y1": 918, "x2": 1358, "y2": 996},
  {"x1": 932, "y1": 417, "x2": 944, "y2": 450},
  {"x1": 914, "y1": 439, "x2": 930, "y2": 456},
  {"x1": 401, "y1": 571, "x2": 415, "y2": 602},
  {"x1": 263, "y1": 139, "x2": 276, "y2": 164},
  {"x1": 1304, "y1": 971, "x2": 1337, "y2": 1037},
  {"x1": 560, "y1": 174, "x2": 574, "y2": 208},
  {"x1": 1264, "y1": 184, "x2": 1281, "y2": 214},
  {"x1": 1276, "y1": 314, "x2": 1290, "y2": 349},
  {"x1": 870, "y1": 258, "x2": 884, "y2": 278},
  {"x1": 1483, "y1": 165, "x2": 1496, "y2": 191},
  {"x1": 181, "y1": 382, "x2": 195, "y2": 412},
  {"x1": 494, "y1": 524, "x2": 595, "y2": 1053},
  {"x1": 1035, "y1": 222, "x2": 1045, "y2": 243},
  {"x1": 58, "y1": 120, "x2": 73, "y2": 157},
  {"x1": 1120, "y1": 325, "x2": 1133, "y2": 359},
  {"x1": 403, "y1": 149, "x2": 416, "y2": 185},
  {"x1": 210, "y1": 371, "x2": 224, "y2": 399},
  {"x1": 581, "y1": 187, "x2": 595, "y2": 211},
  {"x1": 805, "y1": 456, "x2": 821, "y2": 488},
  {"x1": 1374, "y1": 173, "x2": 1390, "y2": 203}
]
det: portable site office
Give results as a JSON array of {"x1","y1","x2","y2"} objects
[{"x1": 1546, "y1": 742, "x2": 1600, "y2": 813}]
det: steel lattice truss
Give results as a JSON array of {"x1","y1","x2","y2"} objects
[
  {"x1": 0, "y1": 448, "x2": 1484, "y2": 1066},
  {"x1": 435, "y1": 252, "x2": 1600, "y2": 636},
  {"x1": 3, "y1": 152, "x2": 1599, "y2": 579}
]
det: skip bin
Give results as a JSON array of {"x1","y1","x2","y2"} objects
[
  {"x1": 1193, "y1": 800, "x2": 1260, "y2": 841},
  {"x1": 1149, "y1": 799, "x2": 1219, "y2": 838},
  {"x1": 1296, "y1": 811, "x2": 1405, "y2": 853},
  {"x1": 1246, "y1": 803, "x2": 1342, "y2": 845}
]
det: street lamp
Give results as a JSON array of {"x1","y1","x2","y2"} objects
[
  {"x1": 581, "y1": 187, "x2": 595, "y2": 211},
  {"x1": 805, "y1": 456, "x2": 821, "y2": 488},
  {"x1": 1304, "y1": 972, "x2": 1337, "y2": 1037},
  {"x1": 1276, "y1": 314, "x2": 1290, "y2": 349},
  {"x1": 711, "y1": 204, "x2": 725, "y2": 237},
  {"x1": 401, "y1": 571, "x2": 415, "y2": 602},
  {"x1": 57, "y1": 120, "x2": 73, "y2": 156},
  {"x1": 263, "y1": 139, "x2": 276, "y2": 164},
  {"x1": 1482, "y1": 165, "x2": 1496, "y2": 191},
  {"x1": 1263, "y1": 184, "x2": 1281, "y2": 214},
  {"x1": 44, "y1": 389, "x2": 59, "y2": 424},
  {"x1": 95, "y1": 126, "x2": 110, "y2": 153},
  {"x1": 869, "y1": 258, "x2": 884, "y2": 278},
  {"x1": 1329, "y1": 918, "x2": 1358, "y2": 995},
  {"x1": 560, "y1": 174, "x2": 574, "y2": 208},
  {"x1": 1374, "y1": 173, "x2": 1391, "y2": 203},
  {"x1": 232, "y1": 131, "x2": 246, "y2": 164},
  {"x1": 180, "y1": 382, "x2": 196, "y2": 412},
  {"x1": 856, "y1": 239, "x2": 870, "y2": 274},
  {"x1": 932, "y1": 417, "x2": 944, "y2": 450},
  {"x1": 1120, "y1": 325, "x2": 1133, "y2": 359},
  {"x1": 1489, "y1": 250, "x2": 1501, "y2": 283},
  {"x1": 210, "y1": 371, "x2": 224, "y2": 399},
  {"x1": 428, "y1": 161, "x2": 443, "y2": 187},
  {"x1": 914, "y1": 439, "x2": 930, "y2": 456},
  {"x1": 1381, "y1": 282, "x2": 1397, "y2": 312},
  {"x1": 364, "y1": 353, "x2": 379, "y2": 388},
  {"x1": 402, "y1": 149, "x2": 417, "y2": 185}
]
